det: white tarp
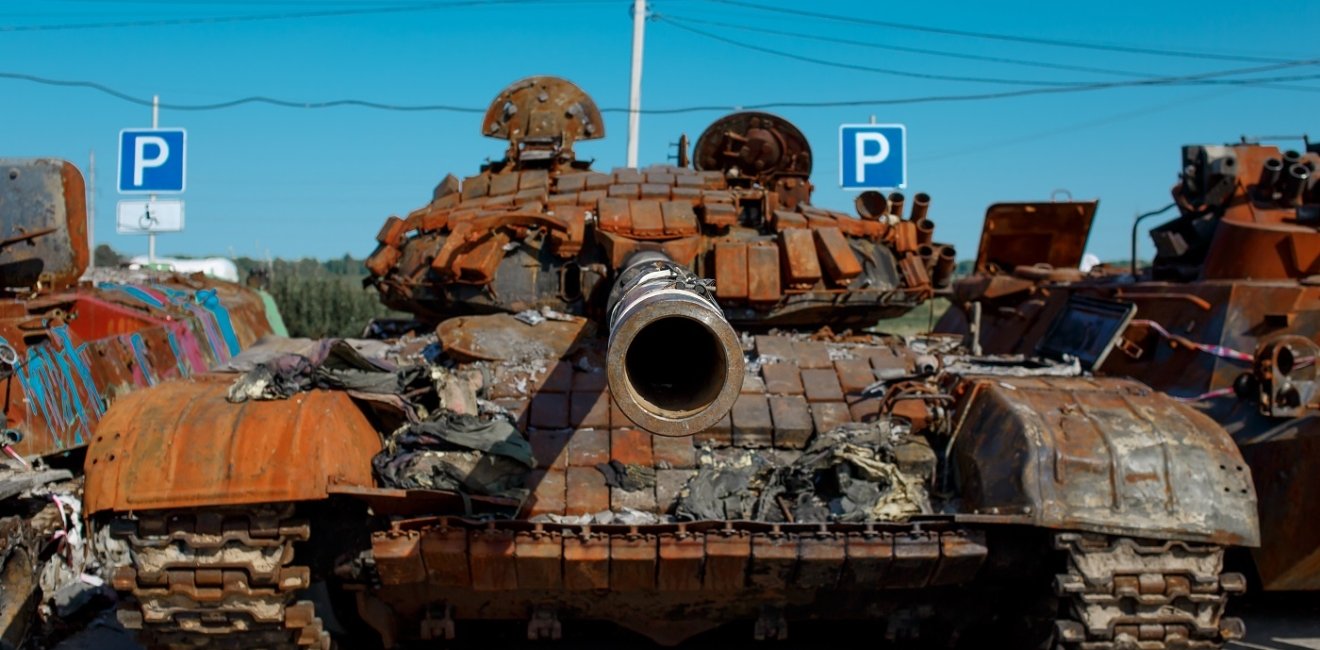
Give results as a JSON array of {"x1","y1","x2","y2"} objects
[{"x1": 126, "y1": 256, "x2": 239, "y2": 282}]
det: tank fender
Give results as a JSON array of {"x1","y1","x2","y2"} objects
[
  {"x1": 84, "y1": 376, "x2": 380, "y2": 514},
  {"x1": 952, "y1": 375, "x2": 1259, "y2": 546}
]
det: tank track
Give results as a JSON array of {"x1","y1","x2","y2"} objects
[
  {"x1": 106, "y1": 505, "x2": 331, "y2": 650},
  {"x1": 1052, "y1": 533, "x2": 1246, "y2": 650}
]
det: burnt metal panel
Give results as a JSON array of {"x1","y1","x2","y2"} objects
[
  {"x1": 481, "y1": 77, "x2": 603, "y2": 143},
  {"x1": 973, "y1": 201, "x2": 1098, "y2": 274},
  {"x1": 1239, "y1": 416, "x2": 1320, "y2": 589},
  {"x1": 1, "y1": 158, "x2": 88, "y2": 289},
  {"x1": 713, "y1": 242, "x2": 749, "y2": 300},
  {"x1": 84, "y1": 378, "x2": 380, "y2": 513},
  {"x1": 953, "y1": 376, "x2": 1258, "y2": 546}
]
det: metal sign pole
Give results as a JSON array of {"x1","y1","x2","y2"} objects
[
  {"x1": 626, "y1": 0, "x2": 645, "y2": 168},
  {"x1": 148, "y1": 94, "x2": 158, "y2": 264},
  {"x1": 88, "y1": 149, "x2": 95, "y2": 273}
]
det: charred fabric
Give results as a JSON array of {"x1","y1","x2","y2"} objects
[
  {"x1": 218, "y1": 330, "x2": 939, "y2": 525},
  {"x1": 78, "y1": 77, "x2": 1259, "y2": 649}
]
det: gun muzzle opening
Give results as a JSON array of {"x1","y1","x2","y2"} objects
[
  {"x1": 625, "y1": 313, "x2": 731, "y2": 416},
  {"x1": 607, "y1": 254, "x2": 745, "y2": 436}
]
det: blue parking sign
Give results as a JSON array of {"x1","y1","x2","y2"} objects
[
  {"x1": 839, "y1": 124, "x2": 906, "y2": 190},
  {"x1": 118, "y1": 128, "x2": 186, "y2": 193}
]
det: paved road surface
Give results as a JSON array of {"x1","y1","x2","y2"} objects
[
  {"x1": 1228, "y1": 594, "x2": 1320, "y2": 650},
  {"x1": 53, "y1": 600, "x2": 1320, "y2": 649}
]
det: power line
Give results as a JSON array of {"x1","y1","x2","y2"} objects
[
  {"x1": 705, "y1": 0, "x2": 1294, "y2": 64},
  {"x1": 0, "y1": 1, "x2": 448, "y2": 31},
  {"x1": 2, "y1": 58, "x2": 1318, "y2": 117},
  {"x1": 912, "y1": 88, "x2": 1242, "y2": 163},
  {"x1": 0, "y1": 0, "x2": 614, "y2": 32},
  {"x1": 710, "y1": 62, "x2": 1320, "y2": 111},
  {"x1": 0, "y1": 71, "x2": 487, "y2": 112},
  {"x1": 47, "y1": 1, "x2": 404, "y2": 4},
  {"x1": 658, "y1": 17, "x2": 1320, "y2": 94},
  {"x1": 657, "y1": 18, "x2": 1086, "y2": 87},
  {"x1": 660, "y1": 13, "x2": 1150, "y2": 79},
  {"x1": 661, "y1": 14, "x2": 1320, "y2": 94}
]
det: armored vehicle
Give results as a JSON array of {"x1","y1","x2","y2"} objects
[
  {"x1": 0, "y1": 159, "x2": 276, "y2": 647},
  {"x1": 85, "y1": 78, "x2": 1257, "y2": 649},
  {"x1": 937, "y1": 140, "x2": 1320, "y2": 595}
]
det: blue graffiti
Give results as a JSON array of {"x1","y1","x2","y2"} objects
[
  {"x1": 4, "y1": 283, "x2": 249, "y2": 452},
  {"x1": 97, "y1": 283, "x2": 166, "y2": 308},
  {"x1": 151, "y1": 284, "x2": 193, "y2": 305},
  {"x1": 153, "y1": 284, "x2": 238, "y2": 360},
  {"x1": 101, "y1": 282, "x2": 242, "y2": 361},
  {"x1": 1, "y1": 326, "x2": 102, "y2": 448},
  {"x1": 51, "y1": 327, "x2": 100, "y2": 413},
  {"x1": 127, "y1": 333, "x2": 157, "y2": 387},
  {"x1": 195, "y1": 289, "x2": 241, "y2": 356},
  {"x1": 164, "y1": 329, "x2": 192, "y2": 377}
]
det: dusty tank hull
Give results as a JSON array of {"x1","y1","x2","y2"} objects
[
  {"x1": 0, "y1": 158, "x2": 277, "y2": 647},
  {"x1": 81, "y1": 78, "x2": 1258, "y2": 649},
  {"x1": 937, "y1": 142, "x2": 1320, "y2": 591}
]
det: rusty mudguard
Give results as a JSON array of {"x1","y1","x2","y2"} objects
[
  {"x1": 953, "y1": 375, "x2": 1259, "y2": 547},
  {"x1": 84, "y1": 377, "x2": 381, "y2": 514}
]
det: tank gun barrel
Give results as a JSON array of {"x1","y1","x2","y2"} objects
[{"x1": 606, "y1": 252, "x2": 744, "y2": 437}]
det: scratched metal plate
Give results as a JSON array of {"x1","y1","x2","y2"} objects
[{"x1": 0, "y1": 158, "x2": 87, "y2": 289}]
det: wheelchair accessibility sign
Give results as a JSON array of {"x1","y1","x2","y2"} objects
[{"x1": 116, "y1": 199, "x2": 185, "y2": 234}]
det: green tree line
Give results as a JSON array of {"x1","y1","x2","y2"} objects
[{"x1": 236, "y1": 254, "x2": 401, "y2": 338}]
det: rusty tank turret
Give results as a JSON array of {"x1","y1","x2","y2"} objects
[
  {"x1": 85, "y1": 78, "x2": 1258, "y2": 649},
  {"x1": 937, "y1": 139, "x2": 1320, "y2": 595},
  {"x1": 0, "y1": 159, "x2": 277, "y2": 647}
]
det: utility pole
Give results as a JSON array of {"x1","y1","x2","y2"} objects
[
  {"x1": 148, "y1": 94, "x2": 158, "y2": 264},
  {"x1": 626, "y1": 0, "x2": 645, "y2": 168},
  {"x1": 87, "y1": 149, "x2": 95, "y2": 273}
]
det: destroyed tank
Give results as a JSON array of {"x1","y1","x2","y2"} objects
[
  {"x1": 0, "y1": 158, "x2": 277, "y2": 648},
  {"x1": 936, "y1": 140, "x2": 1320, "y2": 594},
  {"x1": 85, "y1": 78, "x2": 1257, "y2": 648}
]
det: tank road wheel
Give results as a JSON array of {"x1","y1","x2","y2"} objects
[
  {"x1": 106, "y1": 505, "x2": 332, "y2": 650},
  {"x1": 1052, "y1": 533, "x2": 1246, "y2": 650}
]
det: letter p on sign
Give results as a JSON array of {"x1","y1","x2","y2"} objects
[
  {"x1": 119, "y1": 128, "x2": 187, "y2": 193},
  {"x1": 133, "y1": 136, "x2": 169, "y2": 186},
  {"x1": 839, "y1": 124, "x2": 906, "y2": 190}
]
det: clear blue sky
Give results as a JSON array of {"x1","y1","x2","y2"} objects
[{"x1": 2, "y1": 0, "x2": 1317, "y2": 263}]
